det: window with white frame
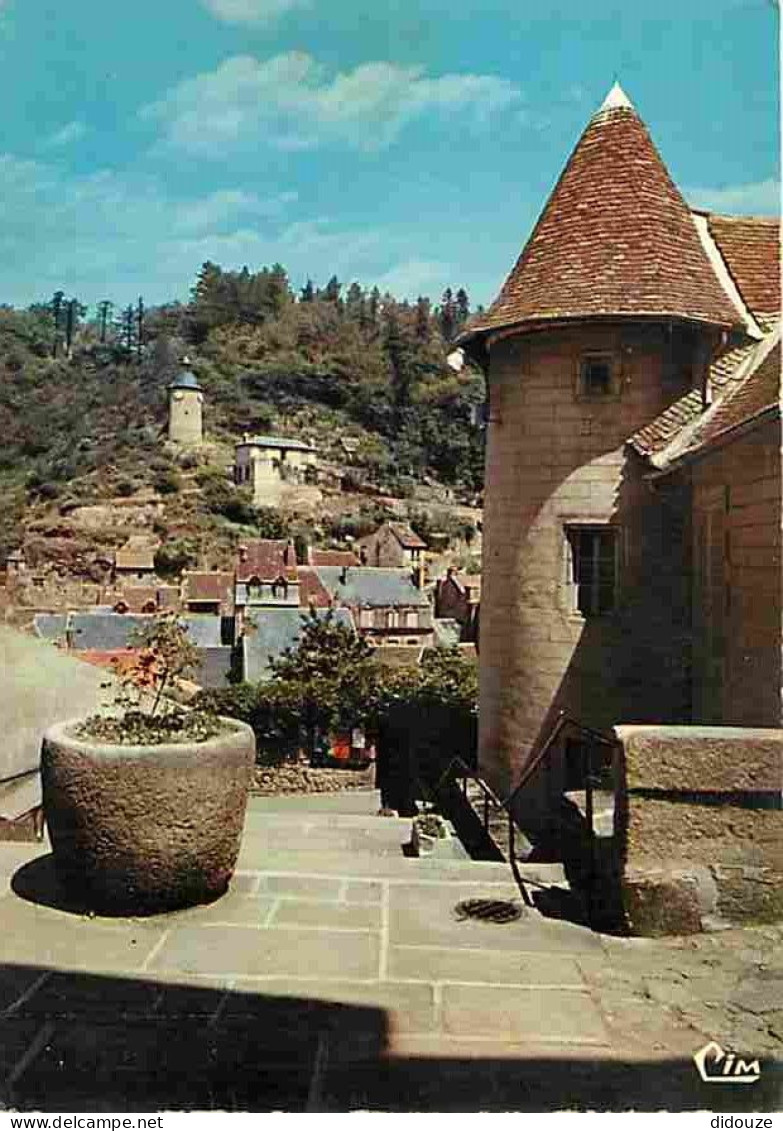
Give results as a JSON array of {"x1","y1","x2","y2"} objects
[
  {"x1": 405, "y1": 611, "x2": 418, "y2": 629},
  {"x1": 565, "y1": 525, "x2": 618, "y2": 616}
]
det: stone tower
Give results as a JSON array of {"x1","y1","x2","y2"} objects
[
  {"x1": 459, "y1": 84, "x2": 749, "y2": 808},
  {"x1": 168, "y1": 366, "x2": 203, "y2": 446}
]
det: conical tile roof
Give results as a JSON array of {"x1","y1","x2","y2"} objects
[{"x1": 464, "y1": 85, "x2": 744, "y2": 342}]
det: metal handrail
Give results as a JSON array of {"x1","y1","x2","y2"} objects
[{"x1": 424, "y1": 711, "x2": 621, "y2": 914}]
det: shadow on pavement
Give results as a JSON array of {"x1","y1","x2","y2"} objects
[{"x1": 0, "y1": 964, "x2": 780, "y2": 1112}]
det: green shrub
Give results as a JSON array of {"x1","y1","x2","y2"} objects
[{"x1": 154, "y1": 537, "x2": 197, "y2": 577}]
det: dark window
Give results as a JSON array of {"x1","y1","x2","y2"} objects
[
  {"x1": 580, "y1": 356, "x2": 613, "y2": 397},
  {"x1": 567, "y1": 526, "x2": 618, "y2": 616}
]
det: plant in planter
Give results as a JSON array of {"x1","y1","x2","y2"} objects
[
  {"x1": 42, "y1": 613, "x2": 255, "y2": 915},
  {"x1": 410, "y1": 812, "x2": 451, "y2": 857}
]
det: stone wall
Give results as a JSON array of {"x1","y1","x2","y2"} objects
[
  {"x1": 614, "y1": 724, "x2": 782, "y2": 934},
  {"x1": 0, "y1": 627, "x2": 120, "y2": 839},
  {"x1": 691, "y1": 418, "x2": 782, "y2": 727},
  {"x1": 169, "y1": 388, "x2": 203, "y2": 445},
  {"x1": 478, "y1": 321, "x2": 708, "y2": 801}
]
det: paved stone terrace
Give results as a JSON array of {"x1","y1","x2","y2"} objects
[{"x1": 0, "y1": 790, "x2": 780, "y2": 1112}]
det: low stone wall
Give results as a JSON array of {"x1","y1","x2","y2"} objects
[
  {"x1": 613, "y1": 725, "x2": 782, "y2": 935},
  {"x1": 0, "y1": 626, "x2": 120, "y2": 840}
]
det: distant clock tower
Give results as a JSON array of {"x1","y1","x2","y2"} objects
[{"x1": 168, "y1": 363, "x2": 203, "y2": 446}]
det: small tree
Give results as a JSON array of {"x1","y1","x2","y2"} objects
[{"x1": 270, "y1": 609, "x2": 380, "y2": 738}]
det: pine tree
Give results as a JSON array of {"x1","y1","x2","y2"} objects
[
  {"x1": 51, "y1": 291, "x2": 64, "y2": 358},
  {"x1": 439, "y1": 287, "x2": 456, "y2": 342},
  {"x1": 300, "y1": 279, "x2": 315, "y2": 303},
  {"x1": 455, "y1": 287, "x2": 470, "y2": 327},
  {"x1": 323, "y1": 275, "x2": 342, "y2": 305},
  {"x1": 415, "y1": 296, "x2": 431, "y2": 341}
]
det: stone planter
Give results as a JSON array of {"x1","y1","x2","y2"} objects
[
  {"x1": 410, "y1": 814, "x2": 451, "y2": 858},
  {"x1": 41, "y1": 717, "x2": 255, "y2": 915}
]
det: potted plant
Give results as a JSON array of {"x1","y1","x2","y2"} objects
[
  {"x1": 410, "y1": 812, "x2": 451, "y2": 857},
  {"x1": 41, "y1": 614, "x2": 255, "y2": 915}
]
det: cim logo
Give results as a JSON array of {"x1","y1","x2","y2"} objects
[{"x1": 694, "y1": 1041, "x2": 761, "y2": 1085}]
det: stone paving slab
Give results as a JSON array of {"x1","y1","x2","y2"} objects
[
  {"x1": 386, "y1": 944, "x2": 584, "y2": 987},
  {"x1": 149, "y1": 923, "x2": 381, "y2": 980},
  {"x1": 441, "y1": 984, "x2": 609, "y2": 1046},
  {"x1": 0, "y1": 899, "x2": 164, "y2": 974},
  {"x1": 1, "y1": 793, "x2": 781, "y2": 1112},
  {"x1": 270, "y1": 899, "x2": 382, "y2": 930},
  {"x1": 232, "y1": 977, "x2": 437, "y2": 1037},
  {"x1": 387, "y1": 885, "x2": 601, "y2": 954}
]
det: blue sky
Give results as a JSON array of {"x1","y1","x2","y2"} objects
[{"x1": 0, "y1": 0, "x2": 778, "y2": 309}]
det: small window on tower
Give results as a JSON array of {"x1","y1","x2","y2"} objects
[
  {"x1": 565, "y1": 525, "x2": 618, "y2": 616},
  {"x1": 578, "y1": 354, "x2": 616, "y2": 399}
]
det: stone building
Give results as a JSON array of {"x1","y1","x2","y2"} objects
[
  {"x1": 358, "y1": 522, "x2": 427, "y2": 570},
  {"x1": 113, "y1": 536, "x2": 159, "y2": 584},
  {"x1": 313, "y1": 565, "x2": 434, "y2": 648},
  {"x1": 234, "y1": 435, "x2": 317, "y2": 506},
  {"x1": 434, "y1": 568, "x2": 481, "y2": 641},
  {"x1": 459, "y1": 83, "x2": 780, "y2": 802},
  {"x1": 168, "y1": 368, "x2": 204, "y2": 446}
]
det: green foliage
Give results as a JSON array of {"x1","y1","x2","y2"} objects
[
  {"x1": 196, "y1": 680, "x2": 303, "y2": 765},
  {"x1": 154, "y1": 538, "x2": 198, "y2": 577},
  {"x1": 254, "y1": 506, "x2": 290, "y2": 540},
  {"x1": 75, "y1": 613, "x2": 223, "y2": 745},
  {"x1": 152, "y1": 468, "x2": 181, "y2": 495},
  {"x1": 270, "y1": 608, "x2": 380, "y2": 733},
  {"x1": 202, "y1": 478, "x2": 256, "y2": 525}
]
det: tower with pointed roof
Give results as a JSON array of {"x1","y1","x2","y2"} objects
[
  {"x1": 460, "y1": 84, "x2": 770, "y2": 812},
  {"x1": 168, "y1": 365, "x2": 204, "y2": 446}
]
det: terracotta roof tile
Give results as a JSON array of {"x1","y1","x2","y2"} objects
[
  {"x1": 671, "y1": 333, "x2": 780, "y2": 463},
  {"x1": 297, "y1": 566, "x2": 332, "y2": 608},
  {"x1": 462, "y1": 99, "x2": 743, "y2": 343},
  {"x1": 627, "y1": 338, "x2": 760, "y2": 458},
  {"x1": 388, "y1": 522, "x2": 427, "y2": 549},
  {"x1": 115, "y1": 587, "x2": 161, "y2": 613},
  {"x1": 236, "y1": 540, "x2": 297, "y2": 583},
  {"x1": 114, "y1": 546, "x2": 157, "y2": 571},
  {"x1": 309, "y1": 549, "x2": 360, "y2": 567},
  {"x1": 704, "y1": 214, "x2": 780, "y2": 322},
  {"x1": 182, "y1": 571, "x2": 234, "y2": 604}
]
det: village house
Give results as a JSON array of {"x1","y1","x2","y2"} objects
[
  {"x1": 234, "y1": 434, "x2": 317, "y2": 506},
  {"x1": 313, "y1": 565, "x2": 434, "y2": 648},
  {"x1": 434, "y1": 568, "x2": 481, "y2": 642},
  {"x1": 458, "y1": 83, "x2": 781, "y2": 802},
  {"x1": 111, "y1": 584, "x2": 179, "y2": 615},
  {"x1": 233, "y1": 539, "x2": 300, "y2": 637},
  {"x1": 358, "y1": 521, "x2": 427, "y2": 571},
  {"x1": 181, "y1": 570, "x2": 235, "y2": 617},
  {"x1": 113, "y1": 536, "x2": 159, "y2": 584}
]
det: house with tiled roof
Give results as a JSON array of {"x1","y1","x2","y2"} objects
[
  {"x1": 357, "y1": 521, "x2": 427, "y2": 570},
  {"x1": 181, "y1": 571, "x2": 235, "y2": 617},
  {"x1": 113, "y1": 536, "x2": 159, "y2": 583},
  {"x1": 314, "y1": 565, "x2": 434, "y2": 647},
  {"x1": 234, "y1": 434, "x2": 317, "y2": 506},
  {"x1": 458, "y1": 82, "x2": 781, "y2": 804}
]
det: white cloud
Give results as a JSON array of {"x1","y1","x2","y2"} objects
[
  {"x1": 372, "y1": 258, "x2": 450, "y2": 299},
  {"x1": 44, "y1": 120, "x2": 87, "y2": 148},
  {"x1": 685, "y1": 178, "x2": 781, "y2": 216},
  {"x1": 141, "y1": 51, "x2": 522, "y2": 154},
  {"x1": 0, "y1": 153, "x2": 416, "y2": 307},
  {"x1": 201, "y1": 0, "x2": 307, "y2": 23},
  {"x1": 172, "y1": 188, "x2": 297, "y2": 232}
]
